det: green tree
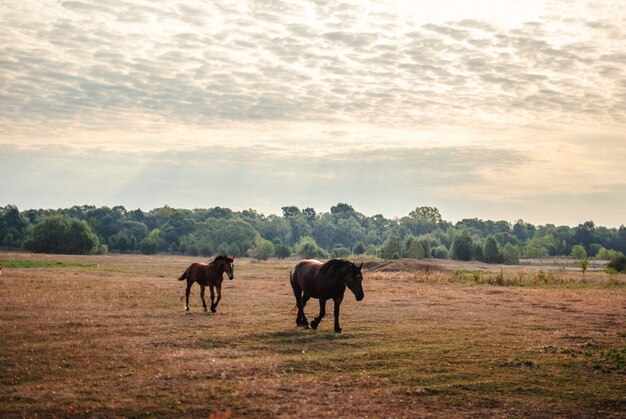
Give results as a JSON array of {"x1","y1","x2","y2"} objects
[
  {"x1": 502, "y1": 243, "x2": 520, "y2": 265},
  {"x1": 571, "y1": 244, "x2": 588, "y2": 260},
  {"x1": 275, "y1": 243, "x2": 291, "y2": 259},
  {"x1": 331, "y1": 245, "x2": 352, "y2": 258},
  {"x1": 295, "y1": 236, "x2": 327, "y2": 259},
  {"x1": 353, "y1": 241, "x2": 366, "y2": 255},
  {"x1": 247, "y1": 236, "x2": 275, "y2": 260},
  {"x1": 483, "y1": 236, "x2": 501, "y2": 264},
  {"x1": 24, "y1": 215, "x2": 98, "y2": 254},
  {"x1": 433, "y1": 245, "x2": 448, "y2": 259},
  {"x1": 405, "y1": 238, "x2": 425, "y2": 259},
  {"x1": 451, "y1": 231, "x2": 473, "y2": 261},
  {"x1": 0, "y1": 205, "x2": 29, "y2": 248},
  {"x1": 607, "y1": 253, "x2": 626, "y2": 273},
  {"x1": 380, "y1": 233, "x2": 402, "y2": 259}
]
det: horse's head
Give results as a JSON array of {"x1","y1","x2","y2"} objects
[
  {"x1": 345, "y1": 262, "x2": 364, "y2": 301},
  {"x1": 224, "y1": 255, "x2": 235, "y2": 280},
  {"x1": 215, "y1": 255, "x2": 235, "y2": 280}
]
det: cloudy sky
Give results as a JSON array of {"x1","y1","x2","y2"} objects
[{"x1": 1, "y1": 0, "x2": 625, "y2": 226}]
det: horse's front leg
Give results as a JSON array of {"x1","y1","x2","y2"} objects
[
  {"x1": 200, "y1": 285, "x2": 208, "y2": 312},
  {"x1": 310, "y1": 298, "x2": 326, "y2": 330},
  {"x1": 333, "y1": 297, "x2": 343, "y2": 333},
  {"x1": 211, "y1": 284, "x2": 222, "y2": 313},
  {"x1": 209, "y1": 285, "x2": 216, "y2": 313}
]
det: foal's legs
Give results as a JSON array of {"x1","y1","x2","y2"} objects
[
  {"x1": 200, "y1": 285, "x2": 208, "y2": 312},
  {"x1": 310, "y1": 298, "x2": 326, "y2": 330},
  {"x1": 210, "y1": 284, "x2": 222, "y2": 313},
  {"x1": 185, "y1": 280, "x2": 192, "y2": 311},
  {"x1": 333, "y1": 296, "x2": 343, "y2": 333}
]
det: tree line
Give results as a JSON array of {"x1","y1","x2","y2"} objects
[{"x1": 1, "y1": 204, "x2": 625, "y2": 270}]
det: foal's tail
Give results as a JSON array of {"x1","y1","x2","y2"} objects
[{"x1": 178, "y1": 266, "x2": 189, "y2": 281}]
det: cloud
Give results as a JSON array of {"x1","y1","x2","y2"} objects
[{"x1": 1, "y1": 0, "x2": 625, "y2": 134}]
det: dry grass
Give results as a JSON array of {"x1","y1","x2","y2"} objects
[{"x1": 1, "y1": 253, "x2": 624, "y2": 417}]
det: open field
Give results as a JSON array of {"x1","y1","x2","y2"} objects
[{"x1": 1, "y1": 253, "x2": 625, "y2": 417}]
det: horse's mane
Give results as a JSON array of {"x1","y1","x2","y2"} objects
[
  {"x1": 319, "y1": 258, "x2": 350, "y2": 276},
  {"x1": 212, "y1": 255, "x2": 233, "y2": 263}
]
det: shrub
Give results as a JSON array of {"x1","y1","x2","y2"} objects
[
  {"x1": 275, "y1": 243, "x2": 291, "y2": 259},
  {"x1": 608, "y1": 254, "x2": 626, "y2": 273},
  {"x1": 433, "y1": 245, "x2": 448, "y2": 259}
]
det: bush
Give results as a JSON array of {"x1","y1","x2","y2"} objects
[
  {"x1": 295, "y1": 236, "x2": 328, "y2": 259},
  {"x1": 275, "y1": 243, "x2": 291, "y2": 259},
  {"x1": 331, "y1": 245, "x2": 351, "y2": 258},
  {"x1": 248, "y1": 236, "x2": 275, "y2": 260},
  {"x1": 608, "y1": 254, "x2": 626, "y2": 273},
  {"x1": 502, "y1": 243, "x2": 520, "y2": 265},
  {"x1": 140, "y1": 238, "x2": 159, "y2": 255},
  {"x1": 433, "y1": 245, "x2": 448, "y2": 259}
]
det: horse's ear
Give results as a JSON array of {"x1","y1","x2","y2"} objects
[{"x1": 359, "y1": 262, "x2": 363, "y2": 270}]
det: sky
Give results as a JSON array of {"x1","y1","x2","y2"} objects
[{"x1": 1, "y1": 0, "x2": 625, "y2": 227}]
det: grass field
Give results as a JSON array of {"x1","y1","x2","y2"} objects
[{"x1": 1, "y1": 252, "x2": 625, "y2": 417}]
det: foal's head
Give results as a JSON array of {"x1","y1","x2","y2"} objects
[{"x1": 214, "y1": 255, "x2": 235, "y2": 280}]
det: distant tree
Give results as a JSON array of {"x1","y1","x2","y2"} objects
[
  {"x1": 451, "y1": 231, "x2": 473, "y2": 261},
  {"x1": 275, "y1": 243, "x2": 291, "y2": 259},
  {"x1": 433, "y1": 245, "x2": 449, "y2": 259},
  {"x1": 247, "y1": 236, "x2": 275, "y2": 260},
  {"x1": 588, "y1": 243, "x2": 602, "y2": 258},
  {"x1": 571, "y1": 244, "x2": 588, "y2": 260},
  {"x1": 331, "y1": 245, "x2": 352, "y2": 258},
  {"x1": 295, "y1": 236, "x2": 327, "y2": 259},
  {"x1": 409, "y1": 206, "x2": 442, "y2": 224},
  {"x1": 353, "y1": 241, "x2": 366, "y2": 255},
  {"x1": 405, "y1": 238, "x2": 425, "y2": 259},
  {"x1": 0, "y1": 205, "x2": 29, "y2": 248},
  {"x1": 607, "y1": 253, "x2": 626, "y2": 273},
  {"x1": 380, "y1": 233, "x2": 402, "y2": 259},
  {"x1": 502, "y1": 243, "x2": 520, "y2": 265},
  {"x1": 365, "y1": 244, "x2": 378, "y2": 257},
  {"x1": 24, "y1": 214, "x2": 98, "y2": 255},
  {"x1": 140, "y1": 238, "x2": 159, "y2": 255},
  {"x1": 418, "y1": 237, "x2": 431, "y2": 258},
  {"x1": 483, "y1": 236, "x2": 501, "y2": 264}
]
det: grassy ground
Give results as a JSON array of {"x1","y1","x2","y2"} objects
[{"x1": 0, "y1": 253, "x2": 624, "y2": 417}]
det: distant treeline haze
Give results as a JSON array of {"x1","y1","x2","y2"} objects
[{"x1": 1, "y1": 204, "x2": 625, "y2": 265}]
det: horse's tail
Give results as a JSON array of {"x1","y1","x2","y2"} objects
[{"x1": 178, "y1": 266, "x2": 189, "y2": 281}]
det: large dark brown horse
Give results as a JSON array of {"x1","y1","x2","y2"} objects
[
  {"x1": 290, "y1": 259, "x2": 364, "y2": 333},
  {"x1": 178, "y1": 255, "x2": 235, "y2": 312}
]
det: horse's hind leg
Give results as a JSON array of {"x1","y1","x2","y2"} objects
[
  {"x1": 185, "y1": 281, "x2": 192, "y2": 311},
  {"x1": 310, "y1": 298, "x2": 326, "y2": 330},
  {"x1": 200, "y1": 285, "x2": 208, "y2": 312},
  {"x1": 294, "y1": 291, "x2": 309, "y2": 328}
]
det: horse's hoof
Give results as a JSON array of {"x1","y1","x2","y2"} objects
[
  {"x1": 334, "y1": 328, "x2": 342, "y2": 334},
  {"x1": 310, "y1": 322, "x2": 318, "y2": 330},
  {"x1": 185, "y1": 307, "x2": 189, "y2": 311},
  {"x1": 203, "y1": 308, "x2": 208, "y2": 312}
]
